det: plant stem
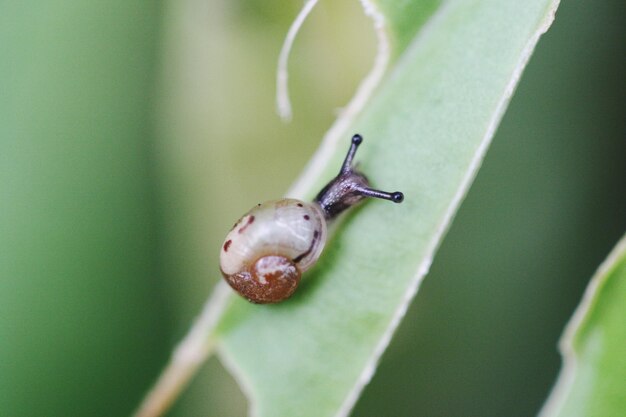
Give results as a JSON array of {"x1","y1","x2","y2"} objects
[{"x1": 133, "y1": 282, "x2": 232, "y2": 417}]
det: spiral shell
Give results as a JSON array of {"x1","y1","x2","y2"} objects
[
  {"x1": 220, "y1": 199, "x2": 326, "y2": 303},
  {"x1": 219, "y1": 134, "x2": 404, "y2": 303}
]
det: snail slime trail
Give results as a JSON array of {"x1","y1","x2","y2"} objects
[{"x1": 220, "y1": 134, "x2": 404, "y2": 304}]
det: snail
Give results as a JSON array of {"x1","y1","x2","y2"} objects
[{"x1": 220, "y1": 134, "x2": 404, "y2": 304}]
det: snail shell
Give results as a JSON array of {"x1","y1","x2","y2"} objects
[
  {"x1": 220, "y1": 199, "x2": 326, "y2": 304},
  {"x1": 219, "y1": 134, "x2": 404, "y2": 304}
]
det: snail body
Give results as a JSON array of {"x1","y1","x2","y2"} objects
[{"x1": 220, "y1": 134, "x2": 404, "y2": 304}]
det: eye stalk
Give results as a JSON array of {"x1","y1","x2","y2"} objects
[
  {"x1": 220, "y1": 134, "x2": 404, "y2": 304},
  {"x1": 314, "y1": 134, "x2": 404, "y2": 220}
]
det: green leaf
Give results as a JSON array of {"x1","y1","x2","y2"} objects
[
  {"x1": 0, "y1": 3, "x2": 165, "y2": 417},
  {"x1": 540, "y1": 235, "x2": 626, "y2": 417},
  {"x1": 210, "y1": 1, "x2": 561, "y2": 417}
]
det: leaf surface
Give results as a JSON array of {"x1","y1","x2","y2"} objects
[
  {"x1": 213, "y1": 1, "x2": 561, "y2": 416},
  {"x1": 540, "y1": 235, "x2": 626, "y2": 417}
]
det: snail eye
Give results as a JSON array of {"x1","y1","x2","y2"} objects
[{"x1": 219, "y1": 134, "x2": 403, "y2": 304}]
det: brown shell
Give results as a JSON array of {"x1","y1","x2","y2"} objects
[
  {"x1": 220, "y1": 199, "x2": 326, "y2": 303},
  {"x1": 221, "y1": 255, "x2": 301, "y2": 304}
]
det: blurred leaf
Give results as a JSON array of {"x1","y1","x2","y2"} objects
[
  {"x1": 540, "y1": 235, "x2": 626, "y2": 417},
  {"x1": 212, "y1": 1, "x2": 561, "y2": 417},
  {"x1": 0, "y1": 3, "x2": 166, "y2": 417}
]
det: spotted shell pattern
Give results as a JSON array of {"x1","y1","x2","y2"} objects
[{"x1": 220, "y1": 199, "x2": 326, "y2": 303}]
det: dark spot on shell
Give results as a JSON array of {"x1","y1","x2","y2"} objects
[
  {"x1": 293, "y1": 230, "x2": 320, "y2": 264},
  {"x1": 223, "y1": 240, "x2": 232, "y2": 252},
  {"x1": 238, "y1": 215, "x2": 255, "y2": 234},
  {"x1": 297, "y1": 203, "x2": 303, "y2": 207},
  {"x1": 303, "y1": 215, "x2": 310, "y2": 220},
  {"x1": 257, "y1": 203, "x2": 261, "y2": 207}
]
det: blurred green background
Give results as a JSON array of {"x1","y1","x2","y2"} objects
[{"x1": 1, "y1": 1, "x2": 623, "y2": 416}]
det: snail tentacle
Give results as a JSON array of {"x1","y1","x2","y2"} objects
[{"x1": 219, "y1": 134, "x2": 404, "y2": 304}]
